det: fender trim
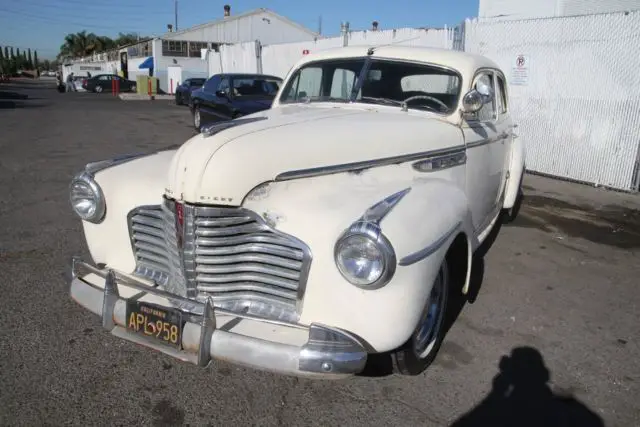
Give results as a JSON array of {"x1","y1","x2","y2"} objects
[{"x1": 398, "y1": 222, "x2": 462, "y2": 266}]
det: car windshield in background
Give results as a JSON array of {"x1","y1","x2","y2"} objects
[
  {"x1": 278, "y1": 58, "x2": 461, "y2": 114},
  {"x1": 232, "y1": 77, "x2": 282, "y2": 98}
]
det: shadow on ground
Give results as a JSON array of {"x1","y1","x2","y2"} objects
[
  {"x1": 450, "y1": 346, "x2": 604, "y2": 427},
  {"x1": 0, "y1": 90, "x2": 46, "y2": 109},
  {"x1": 508, "y1": 191, "x2": 640, "y2": 249}
]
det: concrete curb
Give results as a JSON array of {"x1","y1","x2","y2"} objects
[{"x1": 118, "y1": 93, "x2": 174, "y2": 101}]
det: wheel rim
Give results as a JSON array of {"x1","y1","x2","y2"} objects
[
  {"x1": 194, "y1": 109, "x2": 200, "y2": 128},
  {"x1": 96, "y1": 86, "x2": 102, "y2": 93},
  {"x1": 412, "y1": 262, "x2": 448, "y2": 359}
]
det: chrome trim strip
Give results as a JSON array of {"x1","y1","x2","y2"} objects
[
  {"x1": 200, "y1": 116, "x2": 268, "y2": 137},
  {"x1": 84, "y1": 153, "x2": 148, "y2": 176},
  {"x1": 275, "y1": 145, "x2": 467, "y2": 181},
  {"x1": 398, "y1": 222, "x2": 462, "y2": 266},
  {"x1": 412, "y1": 151, "x2": 467, "y2": 173},
  {"x1": 466, "y1": 137, "x2": 497, "y2": 149},
  {"x1": 361, "y1": 188, "x2": 411, "y2": 225}
]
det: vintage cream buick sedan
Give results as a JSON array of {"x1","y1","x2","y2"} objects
[{"x1": 69, "y1": 46, "x2": 524, "y2": 378}]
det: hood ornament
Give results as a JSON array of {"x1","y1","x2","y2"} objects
[{"x1": 201, "y1": 116, "x2": 269, "y2": 138}]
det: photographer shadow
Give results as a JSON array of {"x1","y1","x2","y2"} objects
[{"x1": 450, "y1": 346, "x2": 604, "y2": 427}]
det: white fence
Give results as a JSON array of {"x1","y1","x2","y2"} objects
[
  {"x1": 464, "y1": 12, "x2": 640, "y2": 191},
  {"x1": 211, "y1": 27, "x2": 456, "y2": 80}
]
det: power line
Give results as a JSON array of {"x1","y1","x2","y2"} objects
[
  {"x1": 0, "y1": 7, "x2": 145, "y2": 31},
  {"x1": 12, "y1": 0, "x2": 174, "y2": 16}
]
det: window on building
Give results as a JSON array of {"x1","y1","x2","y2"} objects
[
  {"x1": 162, "y1": 40, "x2": 188, "y2": 57},
  {"x1": 189, "y1": 42, "x2": 209, "y2": 58}
]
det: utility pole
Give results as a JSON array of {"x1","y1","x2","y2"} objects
[
  {"x1": 174, "y1": 0, "x2": 178, "y2": 31},
  {"x1": 318, "y1": 16, "x2": 322, "y2": 35}
]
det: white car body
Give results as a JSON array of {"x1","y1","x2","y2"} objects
[{"x1": 69, "y1": 46, "x2": 525, "y2": 379}]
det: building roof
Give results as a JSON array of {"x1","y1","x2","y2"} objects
[{"x1": 161, "y1": 8, "x2": 320, "y2": 40}]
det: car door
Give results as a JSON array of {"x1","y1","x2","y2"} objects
[
  {"x1": 98, "y1": 75, "x2": 111, "y2": 91},
  {"x1": 195, "y1": 75, "x2": 220, "y2": 124},
  {"x1": 214, "y1": 76, "x2": 232, "y2": 119},
  {"x1": 461, "y1": 69, "x2": 502, "y2": 234},
  {"x1": 491, "y1": 71, "x2": 512, "y2": 210}
]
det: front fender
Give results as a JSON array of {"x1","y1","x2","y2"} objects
[
  {"x1": 80, "y1": 150, "x2": 177, "y2": 273},
  {"x1": 242, "y1": 168, "x2": 474, "y2": 352}
]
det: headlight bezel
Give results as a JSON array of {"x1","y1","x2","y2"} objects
[
  {"x1": 334, "y1": 221, "x2": 397, "y2": 290},
  {"x1": 69, "y1": 171, "x2": 106, "y2": 224}
]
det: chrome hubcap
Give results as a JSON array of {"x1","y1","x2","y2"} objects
[
  {"x1": 413, "y1": 262, "x2": 448, "y2": 359},
  {"x1": 194, "y1": 110, "x2": 200, "y2": 128}
]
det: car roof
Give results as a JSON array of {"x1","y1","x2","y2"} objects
[
  {"x1": 291, "y1": 45, "x2": 501, "y2": 80},
  {"x1": 214, "y1": 73, "x2": 283, "y2": 81}
]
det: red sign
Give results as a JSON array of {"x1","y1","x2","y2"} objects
[{"x1": 302, "y1": 49, "x2": 310, "y2": 55}]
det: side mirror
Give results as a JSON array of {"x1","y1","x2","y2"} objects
[
  {"x1": 461, "y1": 84, "x2": 494, "y2": 114},
  {"x1": 215, "y1": 90, "x2": 228, "y2": 98}
]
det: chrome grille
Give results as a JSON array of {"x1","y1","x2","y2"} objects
[{"x1": 127, "y1": 199, "x2": 312, "y2": 322}]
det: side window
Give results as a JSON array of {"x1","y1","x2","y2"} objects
[
  {"x1": 496, "y1": 74, "x2": 508, "y2": 114},
  {"x1": 99, "y1": 75, "x2": 109, "y2": 81},
  {"x1": 202, "y1": 76, "x2": 218, "y2": 93},
  {"x1": 329, "y1": 68, "x2": 356, "y2": 98},
  {"x1": 473, "y1": 72, "x2": 496, "y2": 122},
  {"x1": 218, "y1": 77, "x2": 230, "y2": 94},
  {"x1": 285, "y1": 67, "x2": 322, "y2": 100}
]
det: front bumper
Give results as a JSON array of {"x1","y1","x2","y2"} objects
[{"x1": 70, "y1": 258, "x2": 367, "y2": 379}]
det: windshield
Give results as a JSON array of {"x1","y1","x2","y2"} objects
[{"x1": 278, "y1": 58, "x2": 461, "y2": 114}]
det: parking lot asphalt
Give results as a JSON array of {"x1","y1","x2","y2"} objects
[{"x1": 1, "y1": 78, "x2": 639, "y2": 427}]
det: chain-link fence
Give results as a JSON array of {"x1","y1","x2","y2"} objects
[{"x1": 464, "y1": 12, "x2": 640, "y2": 191}]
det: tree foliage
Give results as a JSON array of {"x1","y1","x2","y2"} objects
[
  {"x1": 0, "y1": 45, "x2": 44, "y2": 74},
  {"x1": 57, "y1": 31, "x2": 145, "y2": 60}
]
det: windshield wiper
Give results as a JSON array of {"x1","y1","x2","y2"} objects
[{"x1": 360, "y1": 96, "x2": 403, "y2": 106}]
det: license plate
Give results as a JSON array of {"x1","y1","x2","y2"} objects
[{"x1": 125, "y1": 301, "x2": 184, "y2": 349}]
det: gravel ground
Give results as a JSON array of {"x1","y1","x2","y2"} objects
[{"x1": 1, "y1": 79, "x2": 639, "y2": 427}]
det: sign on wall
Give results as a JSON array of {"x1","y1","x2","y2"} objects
[{"x1": 511, "y1": 54, "x2": 529, "y2": 86}]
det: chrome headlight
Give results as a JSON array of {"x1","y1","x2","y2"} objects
[
  {"x1": 69, "y1": 172, "x2": 106, "y2": 223},
  {"x1": 334, "y1": 222, "x2": 396, "y2": 289}
]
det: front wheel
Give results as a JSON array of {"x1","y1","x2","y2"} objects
[
  {"x1": 391, "y1": 258, "x2": 450, "y2": 376},
  {"x1": 193, "y1": 105, "x2": 201, "y2": 132},
  {"x1": 94, "y1": 85, "x2": 103, "y2": 93}
]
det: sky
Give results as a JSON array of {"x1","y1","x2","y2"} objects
[{"x1": 0, "y1": 0, "x2": 479, "y2": 60}]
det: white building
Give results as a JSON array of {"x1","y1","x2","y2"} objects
[
  {"x1": 479, "y1": 0, "x2": 640, "y2": 20},
  {"x1": 66, "y1": 6, "x2": 319, "y2": 93}
]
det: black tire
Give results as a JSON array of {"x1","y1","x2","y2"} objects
[
  {"x1": 391, "y1": 258, "x2": 450, "y2": 376},
  {"x1": 175, "y1": 92, "x2": 182, "y2": 105},
  {"x1": 193, "y1": 105, "x2": 202, "y2": 132}
]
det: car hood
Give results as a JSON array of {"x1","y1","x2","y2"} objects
[{"x1": 165, "y1": 105, "x2": 463, "y2": 205}]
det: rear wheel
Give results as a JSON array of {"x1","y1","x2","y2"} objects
[
  {"x1": 175, "y1": 92, "x2": 182, "y2": 105},
  {"x1": 130, "y1": 84, "x2": 136, "y2": 93},
  {"x1": 392, "y1": 258, "x2": 450, "y2": 376},
  {"x1": 95, "y1": 85, "x2": 103, "y2": 93}
]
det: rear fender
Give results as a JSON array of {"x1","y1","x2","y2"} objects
[{"x1": 503, "y1": 133, "x2": 526, "y2": 209}]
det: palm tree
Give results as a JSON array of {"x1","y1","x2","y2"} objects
[{"x1": 57, "y1": 30, "x2": 102, "y2": 60}]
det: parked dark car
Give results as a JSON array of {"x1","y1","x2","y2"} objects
[
  {"x1": 82, "y1": 74, "x2": 137, "y2": 93},
  {"x1": 175, "y1": 78, "x2": 206, "y2": 105},
  {"x1": 189, "y1": 73, "x2": 282, "y2": 131}
]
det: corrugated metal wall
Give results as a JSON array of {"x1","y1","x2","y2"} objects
[{"x1": 464, "y1": 12, "x2": 640, "y2": 191}]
